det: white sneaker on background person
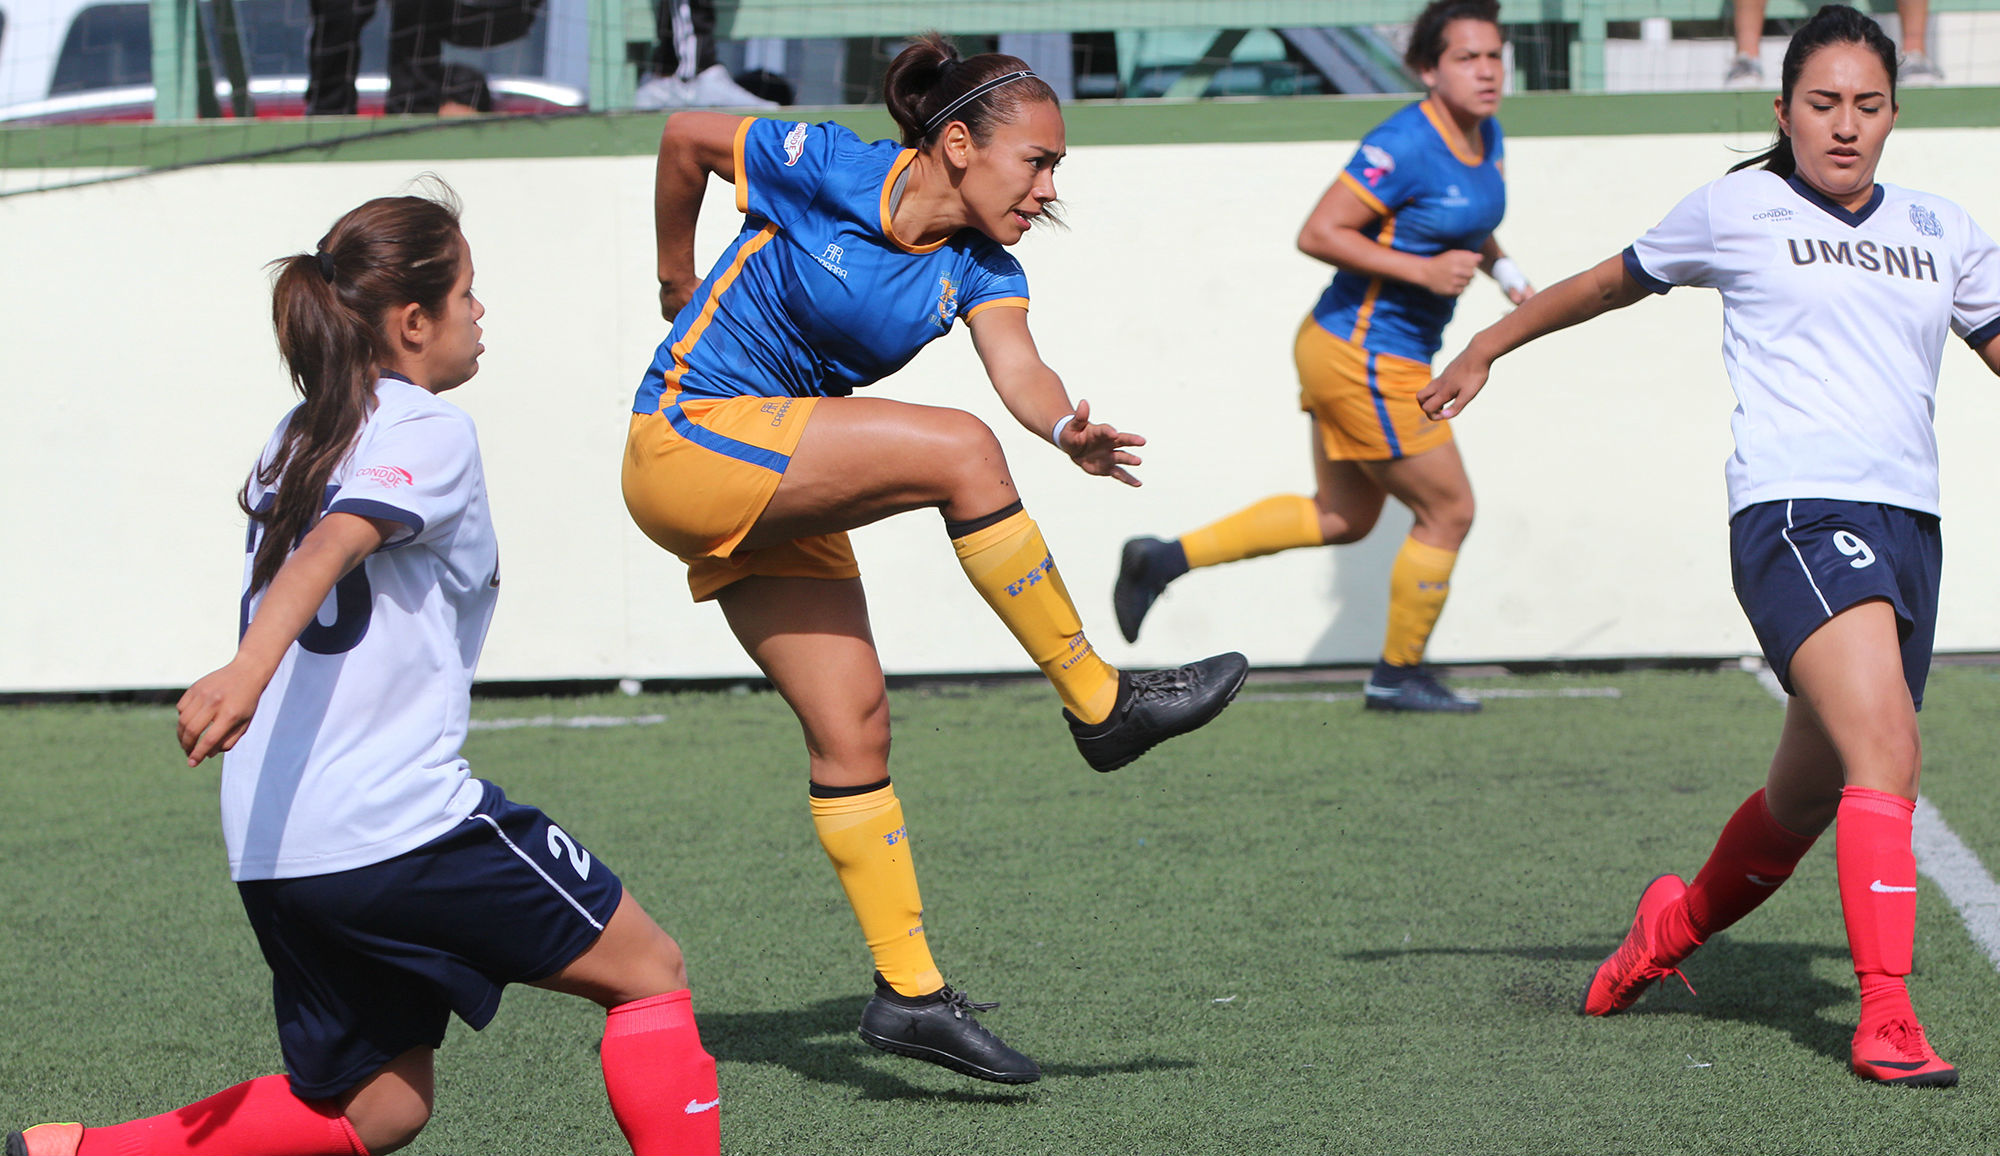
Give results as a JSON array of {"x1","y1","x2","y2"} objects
[
  {"x1": 690, "y1": 63, "x2": 776, "y2": 107},
  {"x1": 632, "y1": 74, "x2": 689, "y2": 108},
  {"x1": 1900, "y1": 51, "x2": 1945, "y2": 86},
  {"x1": 1723, "y1": 54, "x2": 1763, "y2": 88},
  {"x1": 635, "y1": 63, "x2": 777, "y2": 109}
]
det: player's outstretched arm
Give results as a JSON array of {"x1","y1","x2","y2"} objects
[
  {"x1": 967, "y1": 305, "x2": 1145, "y2": 487},
  {"x1": 1420, "y1": 253, "x2": 1646, "y2": 420},
  {"x1": 176, "y1": 512, "x2": 390, "y2": 767},
  {"x1": 656, "y1": 111, "x2": 748, "y2": 319}
]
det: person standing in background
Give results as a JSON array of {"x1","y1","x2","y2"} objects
[
  {"x1": 1113, "y1": 0, "x2": 1533, "y2": 714},
  {"x1": 635, "y1": 0, "x2": 777, "y2": 108},
  {"x1": 1728, "y1": 0, "x2": 1942, "y2": 86}
]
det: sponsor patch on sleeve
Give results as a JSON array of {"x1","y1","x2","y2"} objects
[
  {"x1": 1361, "y1": 144, "x2": 1395, "y2": 187},
  {"x1": 358, "y1": 465, "x2": 414, "y2": 488}
]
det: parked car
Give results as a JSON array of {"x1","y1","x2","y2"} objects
[{"x1": 0, "y1": 0, "x2": 584, "y2": 122}]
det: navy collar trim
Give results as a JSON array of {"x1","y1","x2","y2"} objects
[
  {"x1": 1786, "y1": 173, "x2": 1884, "y2": 227},
  {"x1": 379, "y1": 369, "x2": 416, "y2": 384}
]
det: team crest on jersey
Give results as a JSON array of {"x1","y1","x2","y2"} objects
[
  {"x1": 782, "y1": 122, "x2": 809, "y2": 166},
  {"x1": 358, "y1": 465, "x2": 413, "y2": 488},
  {"x1": 1909, "y1": 204, "x2": 1943, "y2": 238},
  {"x1": 929, "y1": 275, "x2": 959, "y2": 331},
  {"x1": 1361, "y1": 144, "x2": 1395, "y2": 188}
]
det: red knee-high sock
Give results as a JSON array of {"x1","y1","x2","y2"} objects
[
  {"x1": 1837, "y1": 786, "x2": 1919, "y2": 1026},
  {"x1": 1655, "y1": 789, "x2": 1818, "y2": 962},
  {"x1": 75, "y1": 1075, "x2": 366, "y2": 1156},
  {"x1": 599, "y1": 990, "x2": 720, "y2": 1156}
]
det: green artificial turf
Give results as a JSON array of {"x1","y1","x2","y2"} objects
[{"x1": 4, "y1": 666, "x2": 1997, "y2": 1154}]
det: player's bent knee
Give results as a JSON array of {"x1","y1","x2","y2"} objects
[
  {"x1": 1322, "y1": 515, "x2": 1376, "y2": 545},
  {"x1": 649, "y1": 936, "x2": 690, "y2": 994},
  {"x1": 932, "y1": 407, "x2": 1002, "y2": 454},
  {"x1": 1856, "y1": 743, "x2": 1922, "y2": 797},
  {"x1": 1429, "y1": 497, "x2": 1475, "y2": 532},
  {"x1": 620, "y1": 918, "x2": 690, "y2": 996},
  {"x1": 933, "y1": 412, "x2": 1015, "y2": 501},
  {"x1": 804, "y1": 693, "x2": 892, "y2": 770},
  {"x1": 348, "y1": 1098, "x2": 431, "y2": 1155}
]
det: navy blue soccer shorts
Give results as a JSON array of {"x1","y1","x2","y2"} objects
[
  {"x1": 237, "y1": 780, "x2": 625, "y2": 1100},
  {"x1": 1729, "y1": 498, "x2": 1941, "y2": 708}
]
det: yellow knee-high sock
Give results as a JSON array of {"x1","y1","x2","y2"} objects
[
  {"x1": 810, "y1": 781, "x2": 944, "y2": 998},
  {"x1": 1178, "y1": 494, "x2": 1323, "y2": 570},
  {"x1": 952, "y1": 508, "x2": 1120, "y2": 725},
  {"x1": 1382, "y1": 536, "x2": 1459, "y2": 667}
]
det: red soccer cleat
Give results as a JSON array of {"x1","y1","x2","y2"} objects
[
  {"x1": 4, "y1": 1123, "x2": 83, "y2": 1156},
  {"x1": 1852, "y1": 1018, "x2": 1958, "y2": 1087},
  {"x1": 1580, "y1": 873, "x2": 1697, "y2": 1016}
]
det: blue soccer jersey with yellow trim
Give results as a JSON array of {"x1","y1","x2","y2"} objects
[
  {"x1": 1311, "y1": 100, "x2": 1507, "y2": 364},
  {"x1": 634, "y1": 118, "x2": 1032, "y2": 411}
]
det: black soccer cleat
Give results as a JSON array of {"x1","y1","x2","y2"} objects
[
  {"x1": 1362, "y1": 663, "x2": 1481, "y2": 713},
  {"x1": 1067, "y1": 652, "x2": 1250, "y2": 772},
  {"x1": 1112, "y1": 536, "x2": 1187, "y2": 643},
  {"x1": 858, "y1": 974, "x2": 1041, "y2": 1084}
]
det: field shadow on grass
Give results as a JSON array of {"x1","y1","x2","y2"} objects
[
  {"x1": 1339, "y1": 945, "x2": 1608, "y2": 969},
  {"x1": 701, "y1": 998, "x2": 1194, "y2": 1101},
  {"x1": 1667, "y1": 940, "x2": 1855, "y2": 1061},
  {"x1": 1338, "y1": 940, "x2": 1853, "y2": 1062}
]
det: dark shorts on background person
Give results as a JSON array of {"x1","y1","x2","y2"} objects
[
  {"x1": 1730, "y1": 498, "x2": 1941, "y2": 707},
  {"x1": 238, "y1": 780, "x2": 625, "y2": 1099}
]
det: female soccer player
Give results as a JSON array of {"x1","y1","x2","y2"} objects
[
  {"x1": 8, "y1": 190, "x2": 721, "y2": 1156},
  {"x1": 1422, "y1": 5, "x2": 2000, "y2": 1086},
  {"x1": 625, "y1": 35, "x2": 1247, "y2": 1084},
  {"x1": 1112, "y1": 0, "x2": 1532, "y2": 713}
]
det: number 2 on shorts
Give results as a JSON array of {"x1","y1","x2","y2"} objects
[{"x1": 547, "y1": 824, "x2": 593, "y2": 879}]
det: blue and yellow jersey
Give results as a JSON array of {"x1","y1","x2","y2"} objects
[
  {"x1": 634, "y1": 118, "x2": 1032, "y2": 412},
  {"x1": 1311, "y1": 100, "x2": 1507, "y2": 364}
]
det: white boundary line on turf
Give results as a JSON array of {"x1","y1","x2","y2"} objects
[
  {"x1": 1913, "y1": 800, "x2": 2000, "y2": 971},
  {"x1": 469, "y1": 714, "x2": 667, "y2": 731},
  {"x1": 1741, "y1": 657, "x2": 2000, "y2": 972}
]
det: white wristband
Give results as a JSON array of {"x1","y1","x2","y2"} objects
[
  {"x1": 1051, "y1": 412, "x2": 1078, "y2": 447},
  {"x1": 1493, "y1": 256, "x2": 1530, "y2": 296}
]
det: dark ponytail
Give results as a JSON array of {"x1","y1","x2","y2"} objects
[
  {"x1": 1405, "y1": 0, "x2": 1502, "y2": 73},
  {"x1": 247, "y1": 184, "x2": 464, "y2": 593},
  {"x1": 1728, "y1": 3, "x2": 1898, "y2": 177},
  {"x1": 882, "y1": 31, "x2": 1059, "y2": 149}
]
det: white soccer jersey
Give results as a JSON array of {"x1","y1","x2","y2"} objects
[
  {"x1": 1625, "y1": 169, "x2": 2000, "y2": 517},
  {"x1": 221, "y1": 377, "x2": 499, "y2": 881}
]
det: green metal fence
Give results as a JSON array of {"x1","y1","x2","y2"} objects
[{"x1": 140, "y1": 0, "x2": 2000, "y2": 120}]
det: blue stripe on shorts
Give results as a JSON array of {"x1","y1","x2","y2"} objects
[
  {"x1": 665, "y1": 399, "x2": 792, "y2": 473},
  {"x1": 1365, "y1": 351, "x2": 1404, "y2": 460}
]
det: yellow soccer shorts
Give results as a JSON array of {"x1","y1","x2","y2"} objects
[
  {"x1": 622, "y1": 393, "x2": 861, "y2": 602},
  {"x1": 1294, "y1": 317, "x2": 1453, "y2": 462}
]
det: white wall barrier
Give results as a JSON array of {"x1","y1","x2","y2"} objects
[{"x1": 4, "y1": 126, "x2": 1997, "y2": 690}]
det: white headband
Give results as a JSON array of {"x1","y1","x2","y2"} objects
[{"x1": 922, "y1": 69, "x2": 1038, "y2": 135}]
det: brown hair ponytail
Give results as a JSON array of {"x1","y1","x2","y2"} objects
[
  {"x1": 882, "y1": 32, "x2": 1058, "y2": 149},
  {"x1": 246, "y1": 186, "x2": 464, "y2": 593}
]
